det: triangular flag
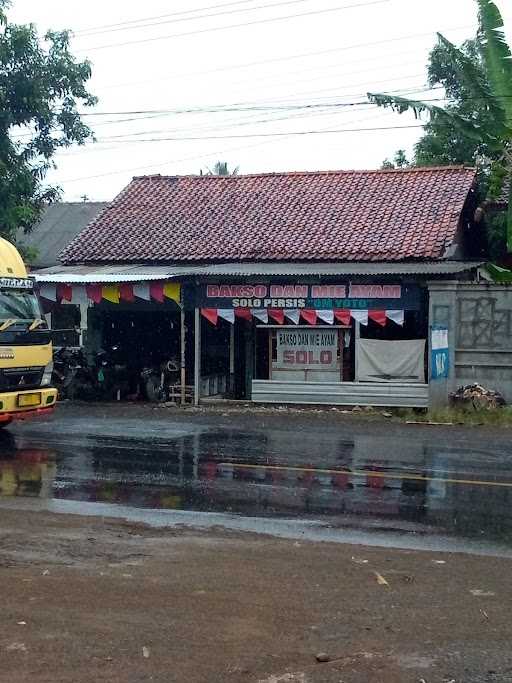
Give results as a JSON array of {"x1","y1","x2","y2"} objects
[
  {"x1": 235, "y1": 308, "x2": 252, "y2": 321},
  {"x1": 334, "y1": 309, "x2": 350, "y2": 325},
  {"x1": 316, "y1": 310, "x2": 334, "y2": 325},
  {"x1": 268, "y1": 309, "x2": 284, "y2": 324},
  {"x1": 119, "y1": 283, "x2": 135, "y2": 302},
  {"x1": 218, "y1": 309, "x2": 235, "y2": 324},
  {"x1": 86, "y1": 284, "x2": 102, "y2": 304},
  {"x1": 386, "y1": 309, "x2": 404, "y2": 326},
  {"x1": 57, "y1": 283, "x2": 72, "y2": 302},
  {"x1": 150, "y1": 282, "x2": 164, "y2": 303},
  {"x1": 301, "y1": 309, "x2": 317, "y2": 325},
  {"x1": 369, "y1": 310, "x2": 386, "y2": 326},
  {"x1": 285, "y1": 309, "x2": 300, "y2": 324},
  {"x1": 201, "y1": 308, "x2": 218, "y2": 325},
  {"x1": 133, "y1": 283, "x2": 151, "y2": 301},
  {"x1": 351, "y1": 310, "x2": 368, "y2": 326},
  {"x1": 39, "y1": 284, "x2": 56, "y2": 302},
  {"x1": 102, "y1": 285, "x2": 120, "y2": 304},
  {"x1": 251, "y1": 309, "x2": 268, "y2": 324},
  {"x1": 163, "y1": 282, "x2": 181, "y2": 305}
]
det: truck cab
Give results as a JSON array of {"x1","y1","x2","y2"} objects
[{"x1": 0, "y1": 238, "x2": 57, "y2": 426}]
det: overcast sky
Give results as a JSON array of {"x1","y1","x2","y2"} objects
[{"x1": 8, "y1": 0, "x2": 512, "y2": 201}]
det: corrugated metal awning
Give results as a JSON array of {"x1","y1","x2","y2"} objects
[{"x1": 32, "y1": 261, "x2": 483, "y2": 284}]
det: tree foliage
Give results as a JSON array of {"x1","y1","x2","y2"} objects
[
  {"x1": 369, "y1": 0, "x2": 512, "y2": 252},
  {"x1": 204, "y1": 161, "x2": 240, "y2": 176},
  {"x1": 0, "y1": 0, "x2": 96, "y2": 247}
]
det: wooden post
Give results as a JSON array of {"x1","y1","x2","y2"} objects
[
  {"x1": 268, "y1": 329, "x2": 273, "y2": 380},
  {"x1": 194, "y1": 307, "x2": 201, "y2": 406},
  {"x1": 180, "y1": 308, "x2": 186, "y2": 405},
  {"x1": 229, "y1": 321, "x2": 235, "y2": 396}
]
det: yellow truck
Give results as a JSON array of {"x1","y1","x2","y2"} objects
[{"x1": 0, "y1": 237, "x2": 57, "y2": 427}]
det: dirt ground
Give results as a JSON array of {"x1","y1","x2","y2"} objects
[{"x1": 0, "y1": 509, "x2": 510, "y2": 683}]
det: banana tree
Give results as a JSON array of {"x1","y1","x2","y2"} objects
[{"x1": 368, "y1": 0, "x2": 512, "y2": 251}]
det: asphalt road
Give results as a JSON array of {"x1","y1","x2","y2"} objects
[{"x1": 2, "y1": 402, "x2": 512, "y2": 555}]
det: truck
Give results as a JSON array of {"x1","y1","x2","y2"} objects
[{"x1": 0, "y1": 237, "x2": 57, "y2": 427}]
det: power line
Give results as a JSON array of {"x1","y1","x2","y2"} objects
[
  {"x1": 75, "y1": 0, "x2": 288, "y2": 35},
  {"x1": 80, "y1": 0, "x2": 390, "y2": 51},
  {"x1": 75, "y1": 0, "x2": 316, "y2": 38},
  {"x1": 88, "y1": 122, "x2": 425, "y2": 143}
]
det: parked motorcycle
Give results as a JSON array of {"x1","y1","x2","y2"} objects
[
  {"x1": 141, "y1": 358, "x2": 180, "y2": 402},
  {"x1": 52, "y1": 347, "x2": 95, "y2": 401}
]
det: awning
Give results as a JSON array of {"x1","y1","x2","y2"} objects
[{"x1": 32, "y1": 260, "x2": 483, "y2": 284}]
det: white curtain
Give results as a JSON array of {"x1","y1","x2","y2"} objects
[{"x1": 357, "y1": 339, "x2": 426, "y2": 383}]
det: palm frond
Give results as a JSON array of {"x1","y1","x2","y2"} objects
[
  {"x1": 367, "y1": 92, "x2": 494, "y2": 143},
  {"x1": 477, "y1": 0, "x2": 512, "y2": 128}
]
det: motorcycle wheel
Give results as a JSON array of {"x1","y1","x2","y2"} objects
[{"x1": 145, "y1": 376, "x2": 166, "y2": 403}]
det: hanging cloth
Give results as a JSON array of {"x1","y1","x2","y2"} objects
[
  {"x1": 351, "y1": 310, "x2": 368, "y2": 326},
  {"x1": 150, "y1": 282, "x2": 164, "y2": 303},
  {"x1": 268, "y1": 309, "x2": 284, "y2": 325},
  {"x1": 315, "y1": 310, "x2": 333, "y2": 325},
  {"x1": 285, "y1": 309, "x2": 300, "y2": 325},
  {"x1": 368, "y1": 310, "x2": 387, "y2": 326},
  {"x1": 301, "y1": 310, "x2": 317, "y2": 325},
  {"x1": 386, "y1": 309, "x2": 404, "y2": 326},
  {"x1": 86, "y1": 284, "x2": 102, "y2": 304},
  {"x1": 163, "y1": 282, "x2": 181, "y2": 305},
  {"x1": 218, "y1": 309, "x2": 235, "y2": 324},
  {"x1": 119, "y1": 283, "x2": 135, "y2": 302},
  {"x1": 102, "y1": 285, "x2": 120, "y2": 304},
  {"x1": 251, "y1": 309, "x2": 268, "y2": 324},
  {"x1": 235, "y1": 308, "x2": 252, "y2": 321},
  {"x1": 334, "y1": 309, "x2": 350, "y2": 325},
  {"x1": 133, "y1": 283, "x2": 151, "y2": 301},
  {"x1": 201, "y1": 308, "x2": 218, "y2": 325},
  {"x1": 56, "y1": 283, "x2": 72, "y2": 302},
  {"x1": 39, "y1": 284, "x2": 57, "y2": 302}
]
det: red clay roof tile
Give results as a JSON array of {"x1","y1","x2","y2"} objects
[{"x1": 60, "y1": 167, "x2": 476, "y2": 264}]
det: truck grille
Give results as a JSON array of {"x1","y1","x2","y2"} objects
[{"x1": 0, "y1": 367, "x2": 44, "y2": 391}]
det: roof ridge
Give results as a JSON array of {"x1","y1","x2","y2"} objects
[{"x1": 132, "y1": 166, "x2": 476, "y2": 181}]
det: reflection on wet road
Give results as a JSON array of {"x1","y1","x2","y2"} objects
[{"x1": 2, "y1": 417, "x2": 512, "y2": 548}]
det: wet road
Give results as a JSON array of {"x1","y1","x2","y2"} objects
[{"x1": 2, "y1": 406, "x2": 512, "y2": 554}]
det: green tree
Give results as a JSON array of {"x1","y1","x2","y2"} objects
[
  {"x1": 204, "y1": 161, "x2": 240, "y2": 176},
  {"x1": 0, "y1": 0, "x2": 96, "y2": 248},
  {"x1": 368, "y1": 0, "x2": 512, "y2": 250},
  {"x1": 381, "y1": 149, "x2": 409, "y2": 169}
]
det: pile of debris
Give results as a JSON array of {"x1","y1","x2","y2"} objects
[{"x1": 450, "y1": 383, "x2": 506, "y2": 410}]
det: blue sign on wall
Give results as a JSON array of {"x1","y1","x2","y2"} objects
[{"x1": 431, "y1": 326, "x2": 449, "y2": 380}]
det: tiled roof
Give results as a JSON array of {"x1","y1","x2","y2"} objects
[{"x1": 60, "y1": 167, "x2": 477, "y2": 264}]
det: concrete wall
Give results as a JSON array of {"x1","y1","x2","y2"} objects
[
  {"x1": 455, "y1": 283, "x2": 512, "y2": 401},
  {"x1": 428, "y1": 281, "x2": 512, "y2": 405}
]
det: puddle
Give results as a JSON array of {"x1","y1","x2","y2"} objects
[{"x1": 1, "y1": 425, "x2": 512, "y2": 548}]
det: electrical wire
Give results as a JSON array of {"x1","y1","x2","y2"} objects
[{"x1": 80, "y1": 0, "x2": 390, "y2": 51}]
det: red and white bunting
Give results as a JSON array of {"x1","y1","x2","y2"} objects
[
  {"x1": 351, "y1": 310, "x2": 368, "y2": 326},
  {"x1": 235, "y1": 307, "x2": 252, "y2": 321},
  {"x1": 301, "y1": 309, "x2": 317, "y2": 325},
  {"x1": 201, "y1": 308, "x2": 218, "y2": 325},
  {"x1": 251, "y1": 308, "x2": 269, "y2": 324},
  {"x1": 39, "y1": 284, "x2": 57, "y2": 302},
  {"x1": 285, "y1": 309, "x2": 300, "y2": 324},
  {"x1": 133, "y1": 283, "x2": 151, "y2": 301},
  {"x1": 368, "y1": 310, "x2": 386, "y2": 326},
  {"x1": 386, "y1": 309, "x2": 405, "y2": 326},
  {"x1": 334, "y1": 309, "x2": 351, "y2": 325},
  {"x1": 316, "y1": 309, "x2": 334, "y2": 325},
  {"x1": 268, "y1": 309, "x2": 285, "y2": 325},
  {"x1": 218, "y1": 309, "x2": 235, "y2": 324}
]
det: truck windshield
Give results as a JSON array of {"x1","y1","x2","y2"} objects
[
  {"x1": 0, "y1": 291, "x2": 41, "y2": 321},
  {"x1": 0, "y1": 290, "x2": 50, "y2": 345}
]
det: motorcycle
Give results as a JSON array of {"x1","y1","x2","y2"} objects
[
  {"x1": 52, "y1": 347, "x2": 95, "y2": 401},
  {"x1": 141, "y1": 358, "x2": 180, "y2": 403}
]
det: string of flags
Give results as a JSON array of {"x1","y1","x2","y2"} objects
[
  {"x1": 38, "y1": 282, "x2": 182, "y2": 306},
  {"x1": 201, "y1": 308, "x2": 405, "y2": 326}
]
